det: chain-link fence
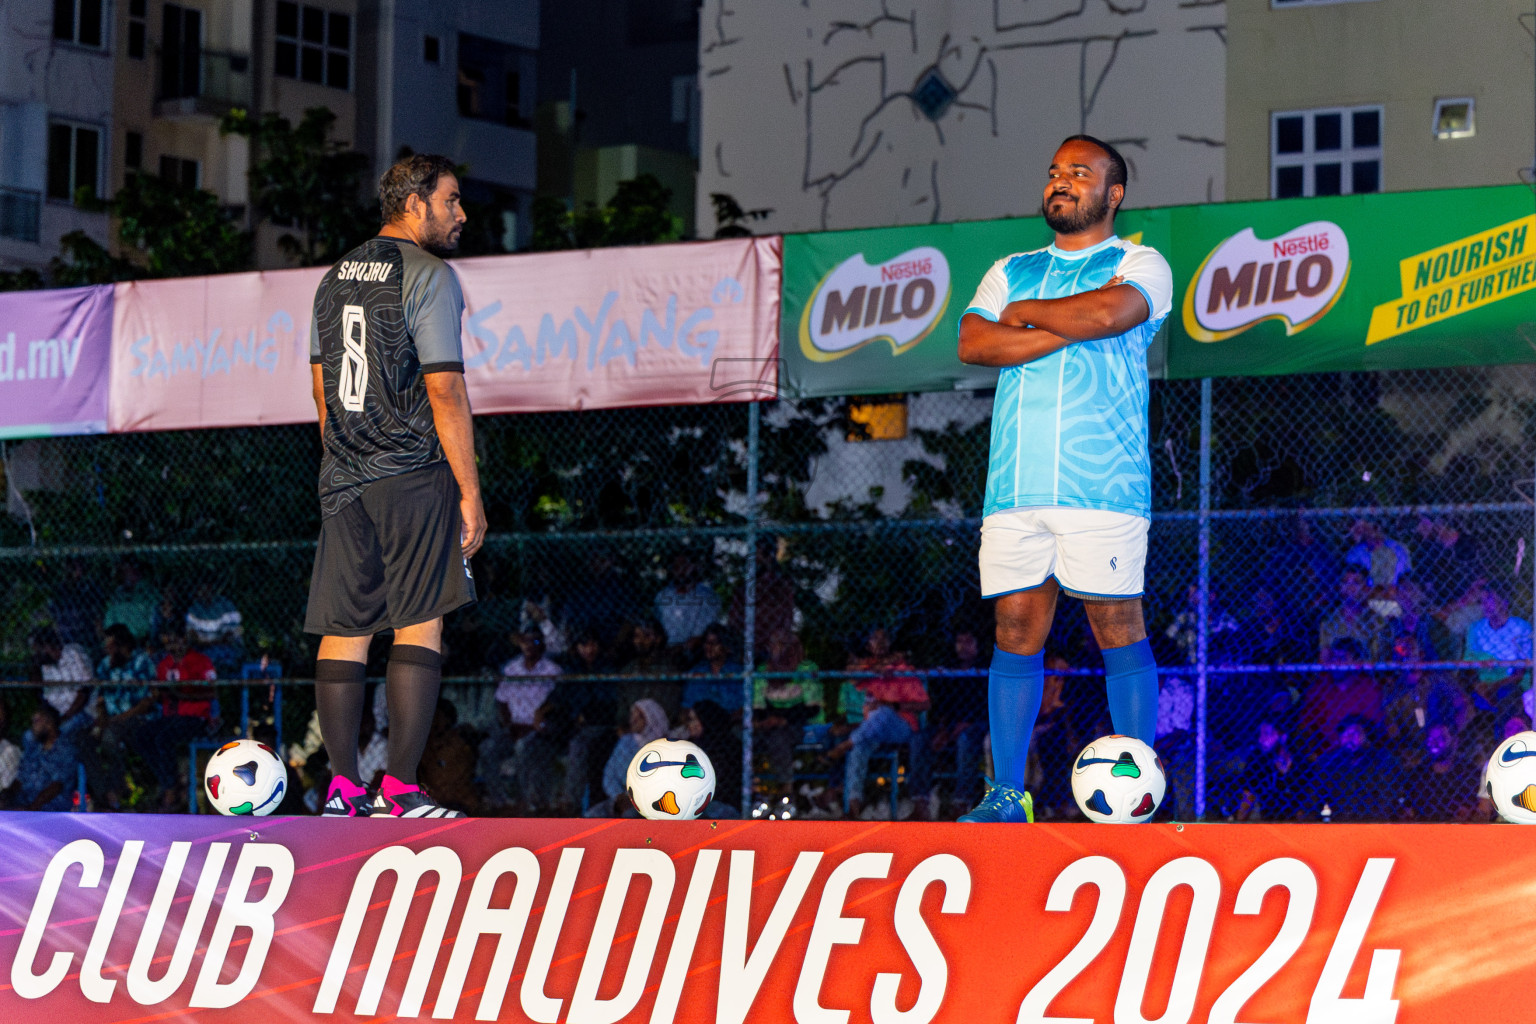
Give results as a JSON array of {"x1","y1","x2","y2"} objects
[{"x1": 2, "y1": 365, "x2": 1533, "y2": 821}]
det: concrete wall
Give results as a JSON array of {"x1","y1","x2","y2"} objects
[
  {"x1": 696, "y1": 0, "x2": 1227, "y2": 235},
  {"x1": 1226, "y1": 0, "x2": 1536, "y2": 200},
  {"x1": 0, "y1": 0, "x2": 112, "y2": 272}
]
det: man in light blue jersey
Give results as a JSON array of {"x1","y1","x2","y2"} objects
[{"x1": 956, "y1": 135, "x2": 1173, "y2": 823}]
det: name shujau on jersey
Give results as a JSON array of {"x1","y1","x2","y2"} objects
[{"x1": 334, "y1": 261, "x2": 394, "y2": 283}]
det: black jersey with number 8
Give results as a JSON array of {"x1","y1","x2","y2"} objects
[{"x1": 310, "y1": 237, "x2": 466, "y2": 518}]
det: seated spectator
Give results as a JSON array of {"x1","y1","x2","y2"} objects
[
  {"x1": 1318, "y1": 568, "x2": 1393, "y2": 665},
  {"x1": 1411, "y1": 516, "x2": 1482, "y2": 607},
  {"x1": 752, "y1": 629, "x2": 822, "y2": 790},
  {"x1": 654, "y1": 549, "x2": 721, "y2": 659},
  {"x1": 1401, "y1": 723, "x2": 1479, "y2": 821},
  {"x1": 1155, "y1": 675, "x2": 1198, "y2": 820},
  {"x1": 1219, "y1": 585, "x2": 1308, "y2": 748},
  {"x1": 417, "y1": 699, "x2": 479, "y2": 815},
  {"x1": 185, "y1": 582, "x2": 244, "y2": 676},
  {"x1": 0, "y1": 701, "x2": 21, "y2": 809},
  {"x1": 129, "y1": 625, "x2": 218, "y2": 806},
  {"x1": 1388, "y1": 579, "x2": 1449, "y2": 661},
  {"x1": 678, "y1": 698, "x2": 742, "y2": 817},
  {"x1": 48, "y1": 558, "x2": 106, "y2": 648},
  {"x1": 1164, "y1": 585, "x2": 1240, "y2": 667},
  {"x1": 1236, "y1": 720, "x2": 1305, "y2": 821},
  {"x1": 586, "y1": 698, "x2": 670, "y2": 817},
  {"x1": 562, "y1": 694, "x2": 623, "y2": 813},
  {"x1": 913, "y1": 628, "x2": 990, "y2": 816},
  {"x1": 1262, "y1": 515, "x2": 1337, "y2": 626},
  {"x1": 1297, "y1": 637, "x2": 1383, "y2": 759},
  {"x1": 1309, "y1": 715, "x2": 1397, "y2": 821},
  {"x1": 1465, "y1": 581, "x2": 1532, "y2": 709},
  {"x1": 505, "y1": 699, "x2": 576, "y2": 814},
  {"x1": 30, "y1": 626, "x2": 91, "y2": 720},
  {"x1": 620, "y1": 617, "x2": 682, "y2": 717},
  {"x1": 1345, "y1": 519, "x2": 1412, "y2": 589},
  {"x1": 825, "y1": 628, "x2": 929, "y2": 819},
  {"x1": 101, "y1": 558, "x2": 159, "y2": 644},
  {"x1": 559, "y1": 546, "x2": 643, "y2": 653},
  {"x1": 683, "y1": 624, "x2": 744, "y2": 710},
  {"x1": 727, "y1": 539, "x2": 798, "y2": 657},
  {"x1": 18, "y1": 704, "x2": 89, "y2": 812},
  {"x1": 497, "y1": 630, "x2": 563, "y2": 732},
  {"x1": 1382, "y1": 634, "x2": 1470, "y2": 767},
  {"x1": 557, "y1": 630, "x2": 619, "y2": 737},
  {"x1": 518, "y1": 592, "x2": 568, "y2": 658},
  {"x1": 89, "y1": 623, "x2": 159, "y2": 809}
]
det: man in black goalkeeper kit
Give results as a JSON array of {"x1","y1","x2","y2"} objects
[{"x1": 306, "y1": 153, "x2": 486, "y2": 818}]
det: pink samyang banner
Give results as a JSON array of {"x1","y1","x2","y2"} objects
[
  {"x1": 456, "y1": 237, "x2": 781, "y2": 411},
  {"x1": 106, "y1": 238, "x2": 782, "y2": 432},
  {"x1": 109, "y1": 268, "x2": 325, "y2": 432}
]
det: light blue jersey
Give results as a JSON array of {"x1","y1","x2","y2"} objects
[{"x1": 964, "y1": 235, "x2": 1173, "y2": 520}]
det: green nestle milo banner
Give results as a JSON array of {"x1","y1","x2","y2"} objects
[{"x1": 780, "y1": 185, "x2": 1536, "y2": 394}]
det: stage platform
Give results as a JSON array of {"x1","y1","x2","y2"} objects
[{"x1": 1, "y1": 812, "x2": 1532, "y2": 1023}]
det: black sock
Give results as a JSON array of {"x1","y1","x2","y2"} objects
[
  {"x1": 385, "y1": 644, "x2": 442, "y2": 785},
  {"x1": 315, "y1": 659, "x2": 367, "y2": 785}
]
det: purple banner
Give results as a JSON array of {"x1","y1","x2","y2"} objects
[{"x1": 0, "y1": 285, "x2": 113, "y2": 438}]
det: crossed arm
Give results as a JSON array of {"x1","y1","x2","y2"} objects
[{"x1": 957, "y1": 278, "x2": 1150, "y2": 368}]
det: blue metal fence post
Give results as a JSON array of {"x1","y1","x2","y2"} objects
[
  {"x1": 741, "y1": 400, "x2": 760, "y2": 815},
  {"x1": 1195, "y1": 378, "x2": 1212, "y2": 819}
]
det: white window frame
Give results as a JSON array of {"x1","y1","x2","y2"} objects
[
  {"x1": 53, "y1": 0, "x2": 108, "y2": 49},
  {"x1": 1270, "y1": 104, "x2": 1383, "y2": 199},
  {"x1": 1432, "y1": 97, "x2": 1475, "y2": 140}
]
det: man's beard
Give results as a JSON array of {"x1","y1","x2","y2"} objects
[
  {"x1": 1041, "y1": 187, "x2": 1110, "y2": 234},
  {"x1": 421, "y1": 208, "x2": 461, "y2": 255}
]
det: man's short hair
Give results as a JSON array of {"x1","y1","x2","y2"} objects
[
  {"x1": 28, "y1": 626, "x2": 61, "y2": 649},
  {"x1": 379, "y1": 153, "x2": 458, "y2": 223},
  {"x1": 1328, "y1": 636, "x2": 1367, "y2": 662},
  {"x1": 104, "y1": 623, "x2": 135, "y2": 649},
  {"x1": 1061, "y1": 134, "x2": 1128, "y2": 195}
]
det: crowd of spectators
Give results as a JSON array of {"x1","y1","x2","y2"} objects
[{"x1": 2, "y1": 518, "x2": 1532, "y2": 823}]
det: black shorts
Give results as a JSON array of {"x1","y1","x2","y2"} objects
[{"x1": 304, "y1": 462, "x2": 476, "y2": 636}]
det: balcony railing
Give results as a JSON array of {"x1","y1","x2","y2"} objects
[
  {"x1": 0, "y1": 186, "x2": 41, "y2": 243},
  {"x1": 154, "y1": 48, "x2": 253, "y2": 117}
]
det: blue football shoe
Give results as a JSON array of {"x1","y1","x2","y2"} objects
[{"x1": 956, "y1": 778, "x2": 1034, "y2": 823}]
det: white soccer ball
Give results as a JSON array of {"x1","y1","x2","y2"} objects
[
  {"x1": 204, "y1": 738, "x2": 287, "y2": 816},
  {"x1": 626, "y1": 738, "x2": 715, "y2": 820},
  {"x1": 1070, "y1": 735, "x2": 1166, "y2": 824},
  {"x1": 1484, "y1": 730, "x2": 1536, "y2": 824}
]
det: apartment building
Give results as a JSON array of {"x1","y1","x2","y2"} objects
[
  {"x1": 1227, "y1": 0, "x2": 1535, "y2": 200},
  {"x1": 0, "y1": 0, "x2": 115, "y2": 275},
  {"x1": 356, "y1": 0, "x2": 538, "y2": 252}
]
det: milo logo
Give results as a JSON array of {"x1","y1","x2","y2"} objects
[
  {"x1": 799, "y1": 246, "x2": 950, "y2": 362},
  {"x1": 1183, "y1": 221, "x2": 1350, "y2": 342}
]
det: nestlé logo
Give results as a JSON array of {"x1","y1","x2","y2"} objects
[
  {"x1": 1182, "y1": 221, "x2": 1350, "y2": 342},
  {"x1": 799, "y1": 246, "x2": 950, "y2": 362}
]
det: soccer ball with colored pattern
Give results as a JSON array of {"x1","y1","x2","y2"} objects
[
  {"x1": 204, "y1": 738, "x2": 286, "y2": 816},
  {"x1": 627, "y1": 738, "x2": 715, "y2": 820},
  {"x1": 1484, "y1": 731, "x2": 1536, "y2": 824},
  {"x1": 1070, "y1": 735, "x2": 1166, "y2": 824}
]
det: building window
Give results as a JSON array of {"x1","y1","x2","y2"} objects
[
  {"x1": 47, "y1": 122, "x2": 101, "y2": 203},
  {"x1": 125, "y1": 131, "x2": 143, "y2": 169},
  {"x1": 457, "y1": 33, "x2": 533, "y2": 128},
  {"x1": 424, "y1": 34, "x2": 440, "y2": 63},
  {"x1": 275, "y1": 2, "x2": 350, "y2": 89},
  {"x1": 127, "y1": 0, "x2": 147, "y2": 59},
  {"x1": 1271, "y1": 105, "x2": 1382, "y2": 199},
  {"x1": 53, "y1": 0, "x2": 105, "y2": 47},
  {"x1": 1432, "y1": 98, "x2": 1475, "y2": 139},
  {"x1": 160, "y1": 4, "x2": 203, "y2": 100},
  {"x1": 159, "y1": 155, "x2": 200, "y2": 190}
]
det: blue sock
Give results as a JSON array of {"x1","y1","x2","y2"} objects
[
  {"x1": 988, "y1": 647, "x2": 1044, "y2": 790},
  {"x1": 1103, "y1": 638, "x2": 1159, "y2": 745}
]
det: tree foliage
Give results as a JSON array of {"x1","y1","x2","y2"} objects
[
  {"x1": 0, "y1": 267, "x2": 45, "y2": 292},
  {"x1": 220, "y1": 106, "x2": 376, "y2": 266},
  {"x1": 530, "y1": 173, "x2": 683, "y2": 251},
  {"x1": 709, "y1": 193, "x2": 773, "y2": 238}
]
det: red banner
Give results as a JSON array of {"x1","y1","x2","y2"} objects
[{"x1": 1, "y1": 813, "x2": 1532, "y2": 1023}]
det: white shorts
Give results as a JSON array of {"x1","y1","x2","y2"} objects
[{"x1": 979, "y1": 507, "x2": 1148, "y2": 600}]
